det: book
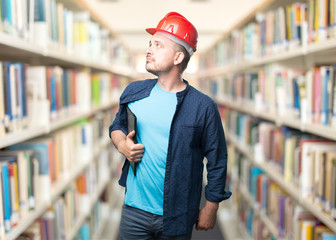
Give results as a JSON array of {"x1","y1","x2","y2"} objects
[
  {"x1": 8, "y1": 160, "x2": 19, "y2": 227},
  {"x1": 32, "y1": 0, "x2": 48, "y2": 47},
  {"x1": 25, "y1": 65, "x2": 49, "y2": 127},
  {"x1": 126, "y1": 105, "x2": 137, "y2": 176},
  {"x1": 0, "y1": 167, "x2": 5, "y2": 238},
  {"x1": 9, "y1": 140, "x2": 52, "y2": 205},
  {"x1": 0, "y1": 62, "x2": 5, "y2": 136},
  {"x1": 1, "y1": 161, "x2": 11, "y2": 233},
  {"x1": 0, "y1": 151, "x2": 29, "y2": 219}
]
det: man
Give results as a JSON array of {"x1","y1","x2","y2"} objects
[{"x1": 109, "y1": 12, "x2": 231, "y2": 240}]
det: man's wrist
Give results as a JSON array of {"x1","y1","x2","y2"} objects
[{"x1": 205, "y1": 200, "x2": 219, "y2": 210}]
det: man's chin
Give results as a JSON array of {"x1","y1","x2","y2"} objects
[{"x1": 146, "y1": 68, "x2": 158, "y2": 76}]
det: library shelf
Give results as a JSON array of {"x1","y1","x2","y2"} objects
[
  {"x1": 91, "y1": 216, "x2": 109, "y2": 240},
  {"x1": 3, "y1": 153, "x2": 93, "y2": 240},
  {"x1": 198, "y1": 47, "x2": 305, "y2": 79},
  {"x1": 3, "y1": 201, "x2": 50, "y2": 240},
  {"x1": 98, "y1": 186, "x2": 124, "y2": 240},
  {"x1": 91, "y1": 213, "x2": 110, "y2": 240},
  {"x1": 216, "y1": 98, "x2": 278, "y2": 123},
  {"x1": 307, "y1": 38, "x2": 336, "y2": 55},
  {"x1": 0, "y1": 0, "x2": 133, "y2": 238},
  {"x1": 227, "y1": 133, "x2": 336, "y2": 234},
  {"x1": 239, "y1": 184, "x2": 286, "y2": 240},
  {"x1": 239, "y1": 184, "x2": 287, "y2": 240},
  {"x1": 91, "y1": 193, "x2": 118, "y2": 240},
  {"x1": 94, "y1": 137, "x2": 112, "y2": 158},
  {"x1": 217, "y1": 199, "x2": 253, "y2": 240},
  {"x1": 198, "y1": 0, "x2": 336, "y2": 238},
  {"x1": 49, "y1": 101, "x2": 118, "y2": 132},
  {"x1": 0, "y1": 32, "x2": 136, "y2": 78},
  {"x1": 0, "y1": 101, "x2": 118, "y2": 150},
  {"x1": 65, "y1": 135, "x2": 116, "y2": 240},
  {"x1": 198, "y1": 39, "x2": 336, "y2": 79},
  {"x1": 0, "y1": 127, "x2": 48, "y2": 149},
  {"x1": 67, "y1": 179, "x2": 110, "y2": 240},
  {"x1": 217, "y1": 97, "x2": 336, "y2": 141},
  {"x1": 72, "y1": 0, "x2": 131, "y2": 53},
  {"x1": 0, "y1": 32, "x2": 46, "y2": 59}
]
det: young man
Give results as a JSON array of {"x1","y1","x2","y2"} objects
[{"x1": 109, "y1": 12, "x2": 231, "y2": 240}]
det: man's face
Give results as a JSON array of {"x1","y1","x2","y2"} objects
[{"x1": 145, "y1": 32, "x2": 177, "y2": 76}]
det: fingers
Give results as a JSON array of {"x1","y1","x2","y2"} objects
[
  {"x1": 195, "y1": 221, "x2": 214, "y2": 231},
  {"x1": 124, "y1": 130, "x2": 145, "y2": 162},
  {"x1": 127, "y1": 151, "x2": 143, "y2": 162},
  {"x1": 127, "y1": 143, "x2": 144, "y2": 162},
  {"x1": 127, "y1": 130, "x2": 136, "y2": 139}
]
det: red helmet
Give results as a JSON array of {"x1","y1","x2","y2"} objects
[{"x1": 146, "y1": 12, "x2": 198, "y2": 52}]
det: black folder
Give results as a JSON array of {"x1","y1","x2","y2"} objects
[{"x1": 126, "y1": 105, "x2": 137, "y2": 176}]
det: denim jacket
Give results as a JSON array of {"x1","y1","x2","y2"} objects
[{"x1": 109, "y1": 78, "x2": 231, "y2": 236}]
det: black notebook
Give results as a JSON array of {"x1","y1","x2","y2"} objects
[{"x1": 126, "y1": 105, "x2": 137, "y2": 176}]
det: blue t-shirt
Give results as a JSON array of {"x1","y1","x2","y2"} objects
[{"x1": 125, "y1": 83, "x2": 177, "y2": 215}]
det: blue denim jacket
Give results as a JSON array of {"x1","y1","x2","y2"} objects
[{"x1": 109, "y1": 78, "x2": 231, "y2": 236}]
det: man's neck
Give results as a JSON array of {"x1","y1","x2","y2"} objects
[{"x1": 157, "y1": 72, "x2": 186, "y2": 92}]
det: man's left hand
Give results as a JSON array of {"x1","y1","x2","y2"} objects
[{"x1": 195, "y1": 200, "x2": 219, "y2": 230}]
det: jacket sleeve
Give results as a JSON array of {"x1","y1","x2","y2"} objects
[
  {"x1": 108, "y1": 91, "x2": 130, "y2": 188},
  {"x1": 109, "y1": 99, "x2": 128, "y2": 138},
  {"x1": 202, "y1": 101, "x2": 232, "y2": 202}
]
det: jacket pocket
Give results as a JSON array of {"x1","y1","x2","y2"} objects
[{"x1": 182, "y1": 125, "x2": 202, "y2": 149}]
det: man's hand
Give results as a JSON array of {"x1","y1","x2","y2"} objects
[
  {"x1": 195, "y1": 200, "x2": 219, "y2": 231},
  {"x1": 117, "y1": 130, "x2": 144, "y2": 162}
]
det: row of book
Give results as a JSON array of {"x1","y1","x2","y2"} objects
[
  {"x1": 0, "y1": 109, "x2": 114, "y2": 238},
  {"x1": 16, "y1": 187, "x2": 110, "y2": 240},
  {"x1": 204, "y1": 64, "x2": 336, "y2": 127},
  {"x1": 0, "y1": 0, "x2": 131, "y2": 66},
  {"x1": 220, "y1": 108, "x2": 336, "y2": 218},
  {"x1": 15, "y1": 139, "x2": 122, "y2": 240},
  {"x1": 230, "y1": 148, "x2": 336, "y2": 240},
  {"x1": 200, "y1": 0, "x2": 336, "y2": 69},
  {"x1": 0, "y1": 61, "x2": 131, "y2": 137}
]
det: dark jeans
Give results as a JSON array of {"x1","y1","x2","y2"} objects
[{"x1": 119, "y1": 204, "x2": 192, "y2": 240}]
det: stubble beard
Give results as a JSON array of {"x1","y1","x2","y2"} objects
[
  {"x1": 146, "y1": 63, "x2": 159, "y2": 76},
  {"x1": 145, "y1": 62, "x2": 173, "y2": 76}
]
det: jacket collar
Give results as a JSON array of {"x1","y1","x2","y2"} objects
[{"x1": 120, "y1": 78, "x2": 191, "y2": 105}]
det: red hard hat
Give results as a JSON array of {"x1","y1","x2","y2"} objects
[{"x1": 146, "y1": 12, "x2": 198, "y2": 52}]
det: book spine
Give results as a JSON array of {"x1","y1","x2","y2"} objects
[{"x1": 2, "y1": 164, "x2": 11, "y2": 233}]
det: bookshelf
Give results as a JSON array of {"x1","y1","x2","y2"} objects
[
  {"x1": 198, "y1": 0, "x2": 336, "y2": 239},
  {"x1": 0, "y1": 0, "x2": 133, "y2": 239},
  {"x1": 229, "y1": 133, "x2": 336, "y2": 233}
]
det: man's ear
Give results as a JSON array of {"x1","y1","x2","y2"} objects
[{"x1": 174, "y1": 52, "x2": 184, "y2": 66}]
